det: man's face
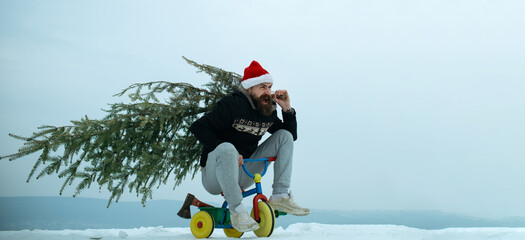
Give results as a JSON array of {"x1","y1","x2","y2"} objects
[{"x1": 247, "y1": 82, "x2": 274, "y2": 116}]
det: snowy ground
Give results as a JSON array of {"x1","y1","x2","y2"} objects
[{"x1": 1, "y1": 223, "x2": 525, "y2": 240}]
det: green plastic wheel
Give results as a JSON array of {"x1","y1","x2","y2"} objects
[
  {"x1": 223, "y1": 227, "x2": 244, "y2": 238},
  {"x1": 251, "y1": 201, "x2": 275, "y2": 237},
  {"x1": 190, "y1": 211, "x2": 215, "y2": 238}
]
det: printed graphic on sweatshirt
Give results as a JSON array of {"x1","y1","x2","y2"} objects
[{"x1": 232, "y1": 118, "x2": 273, "y2": 136}]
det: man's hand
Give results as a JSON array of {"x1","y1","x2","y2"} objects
[
  {"x1": 238, "y1": 154, "x2": 244, "y2": 167},
  {"x1": 272, "y1": 89, "x2": 291, "y2": 112}
]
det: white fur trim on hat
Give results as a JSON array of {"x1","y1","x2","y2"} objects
[{"x1": 241, "y1": 73, "x2": 273, "y2": 89}]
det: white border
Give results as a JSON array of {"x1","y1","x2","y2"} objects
[{"x1": 241, "y1": 73, "x2": 273, "y2": 89}]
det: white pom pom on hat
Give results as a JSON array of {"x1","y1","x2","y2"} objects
[{"x1": 241, "y1": 60, "x2": 273, "y2": 89}]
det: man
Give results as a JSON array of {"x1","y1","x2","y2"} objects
[{"x1": 190, "y1": 60, "x2": 310, "y2": 232}]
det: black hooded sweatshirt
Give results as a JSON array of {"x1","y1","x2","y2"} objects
[{"x1": 190, "y1": 88, "x2": 297, "y2": 167}]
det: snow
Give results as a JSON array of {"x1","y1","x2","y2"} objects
[{"x1": 1, "y1": 223, "x2": 525, "y2": 240}]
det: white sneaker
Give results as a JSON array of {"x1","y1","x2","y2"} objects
[
  {"x1": 230, "y1": 205, "x2": 259, "y2": 232},
  {"x1": 269, "y1": 192, "x2": 310, "y2": 216}
]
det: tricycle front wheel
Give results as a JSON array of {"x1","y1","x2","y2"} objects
[{"x1": 251, "y1": 201, "x2": 275, "y2": 237}]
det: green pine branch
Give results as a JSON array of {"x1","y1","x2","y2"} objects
[{"x1": 1, "y1": 57, "x2": 241, "y2": 207}]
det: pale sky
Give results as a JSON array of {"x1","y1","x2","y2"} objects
[{"x1": 1, "y1": 0, "x2": 524, "y2": 219}]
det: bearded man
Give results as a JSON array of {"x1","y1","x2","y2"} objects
[{"x1": 190, "y1": 60, "x2": 310, "y2": 232}]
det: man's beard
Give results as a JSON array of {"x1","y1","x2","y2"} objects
[{"x1": 252, "y1": 93, "x2": 275, "y2": 117}]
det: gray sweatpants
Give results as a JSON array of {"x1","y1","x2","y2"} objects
[{"x1": 201, "y1": 129, "x2": 294, "y2": 211}]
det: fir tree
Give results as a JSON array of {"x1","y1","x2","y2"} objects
[{"x1": 0, "y1": 57, "x2": 241, "y2": 207}]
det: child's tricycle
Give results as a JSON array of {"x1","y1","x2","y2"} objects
[{"x1": 177, "y1": 157, "x2": 287, "y2": 238}]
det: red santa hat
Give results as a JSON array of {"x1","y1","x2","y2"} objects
[{"x1": 241, "y1": 61, "x2": 273, "y2": 89}]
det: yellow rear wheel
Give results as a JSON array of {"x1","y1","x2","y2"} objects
[
  {"x1": 251, "y1": 201, "x2": 275, "y2": 237},
  {"x1": 223, "y1": 227, "x2": 244, "y2": 238},
  {"x1": 190, "y1": 211, "x2": 214, "y2": 238}
]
